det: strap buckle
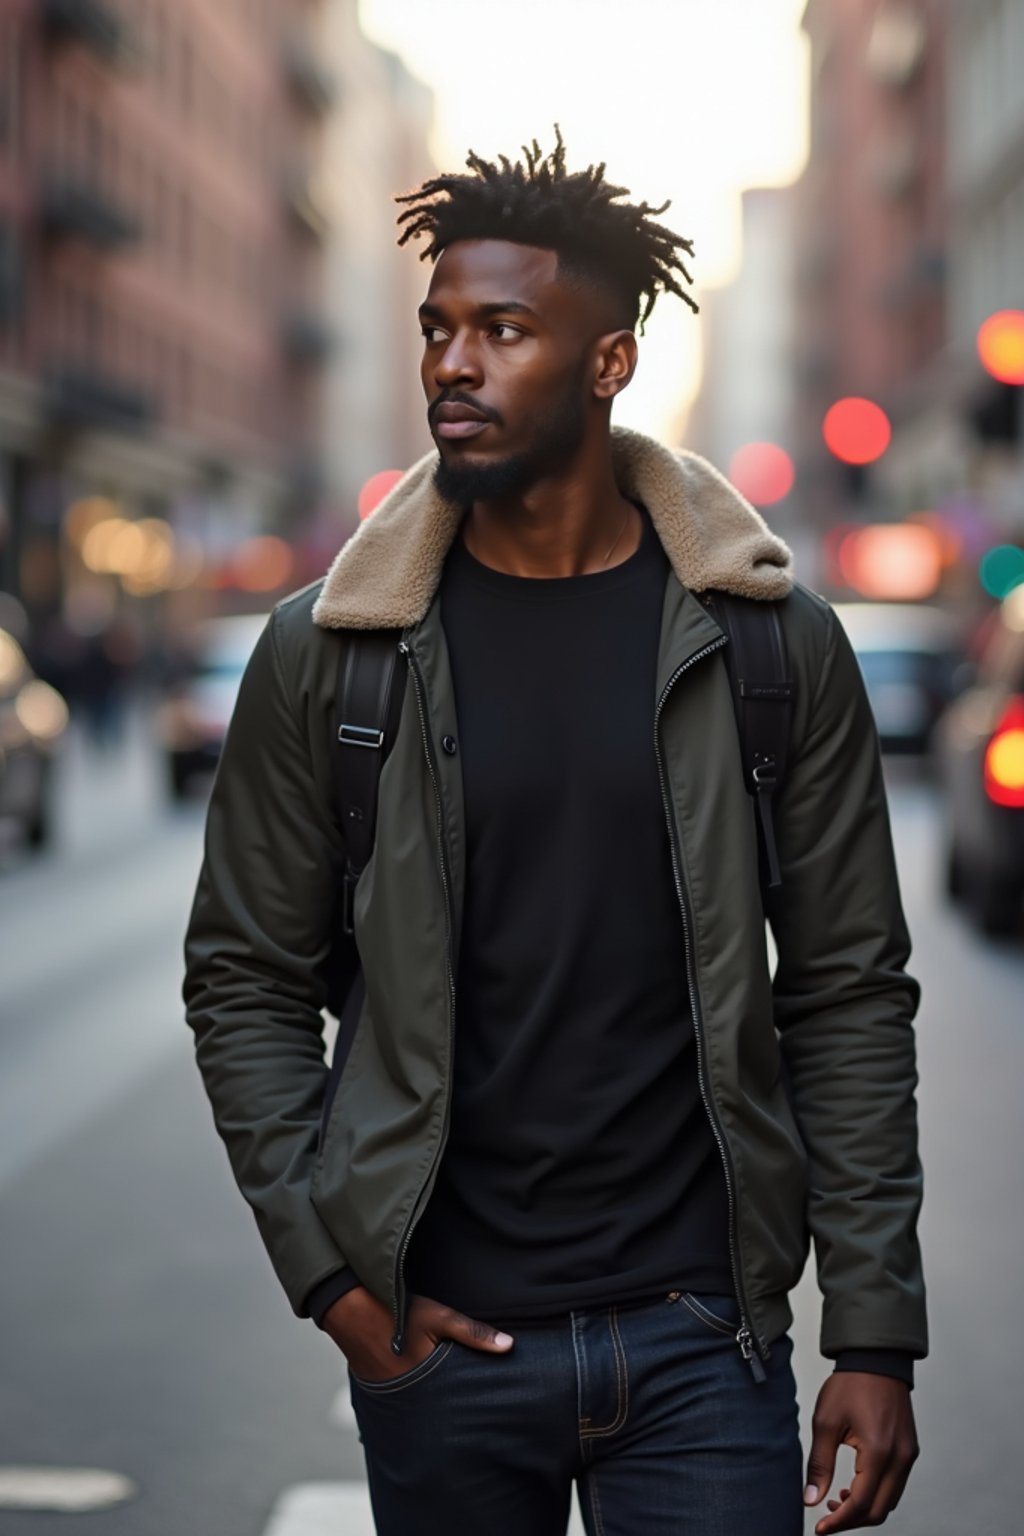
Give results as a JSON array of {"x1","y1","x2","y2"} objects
[
  {"x1": 338, "y1": 723, "x2": 384, "y2": 750},
  {"x1": 752, "y1": 759, "x2": 777, "y2": 789}
]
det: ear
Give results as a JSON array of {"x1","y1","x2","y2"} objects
[{"x1": 591, "y1": 329, "x2": 638, "y2": 401}]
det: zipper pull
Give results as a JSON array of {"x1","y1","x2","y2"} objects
[
  {"x1": 390, "y1": 1330, "x2": 405, "y2": 1356},
  {"x1": 737, "y1": 1326, "x2": 767, "y2": 1384}
]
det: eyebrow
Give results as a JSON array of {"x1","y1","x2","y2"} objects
[{"x1": 417, "y1": 300, "x2": 540, "y2": 322}]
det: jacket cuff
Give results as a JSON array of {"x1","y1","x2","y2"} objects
[
  {"x1": 833, "y1": 1350, "x2": 915, "y2": 1389},
  {"x1": 304, "y1": 1267, "x2": 363, "y2": 1328}
]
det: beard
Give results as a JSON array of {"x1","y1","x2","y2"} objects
[{"x1": 433, "y1": 369, "x2": 588, "y2": 505}]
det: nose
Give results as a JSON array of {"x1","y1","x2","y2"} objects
[{"x1": 433, "y1": 330, "x2": 482, "y2": 390}]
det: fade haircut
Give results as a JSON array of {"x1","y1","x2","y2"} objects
[{"x1": 395, "y1": 128, "x2": 699, "y2": 332}]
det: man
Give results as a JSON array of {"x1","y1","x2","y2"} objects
[{"x1": 184, "y1": 134, "x2": 925, "y2": 1535}]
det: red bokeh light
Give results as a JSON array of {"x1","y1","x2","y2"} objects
[
  {"x1": 822, "y1": 397, "x2": 892, "y2": 465},
  {"x1": 977, "y1": 310, "x2": 1024, "y2": 386},
  {"x1": 728, "y1": 442, "x2": 795, "y2": 507},
  {"x1": 358, "y1": 469, "x2": 405, "y2": 520}
]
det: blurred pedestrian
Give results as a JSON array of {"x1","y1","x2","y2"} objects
[
  {"x1": 185, "y1": 132, "x2": 925, "y2": 1536},
  {"x1": 75, "y1": 618, "x2": 142, "y2": 750}
]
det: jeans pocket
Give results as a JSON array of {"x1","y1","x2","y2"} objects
[
  {"x1": 349, "y1": 1338, "x2": 455, "y2": 1395},
  {"x1": 676, "y1": 1291, "x2": 741, "y2": 1338}
]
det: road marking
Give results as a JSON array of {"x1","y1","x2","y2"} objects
[
  {"x1": 261, "y1": 1484, "x2": 376, "y2": 1536},
  {"x1": 260, "y1": 1482, "x2": 587, "y2": 1535},
  {"x1": 0, "y1": 1467, "x2": 137, "y2": 1511}
]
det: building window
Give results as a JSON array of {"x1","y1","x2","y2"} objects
[{"x1": 0, "y1": 12, "x2": 21, "y2": 156}]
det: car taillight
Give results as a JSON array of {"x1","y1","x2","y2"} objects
[{"x1": 984, "y1": 696, "x2": 1024, "y2": 808}]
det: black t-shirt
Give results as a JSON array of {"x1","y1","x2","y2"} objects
[{"x1": 405, "y1": 510, "x2": 732, "y2": 1323}]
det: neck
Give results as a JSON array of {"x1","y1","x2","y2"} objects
[{"x1": 460, "y1": 443, "x2": 641, "y2": 579}]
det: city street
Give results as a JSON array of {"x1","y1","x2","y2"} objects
[{"x1": 0, "y1": 715, "x2": 1021, "y2": 1536}]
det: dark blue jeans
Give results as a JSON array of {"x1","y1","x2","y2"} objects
[{"x1": 349, "y1": 1289, "x2": 803, "y2": 1535}]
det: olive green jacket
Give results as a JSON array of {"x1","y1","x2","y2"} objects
[{"x1": 183, "y1": 426, "x2": 927, "y2": 1368}]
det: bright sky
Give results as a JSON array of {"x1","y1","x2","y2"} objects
[{"x1": 360, "y1": 0, "x2": 810, "y2": 442}]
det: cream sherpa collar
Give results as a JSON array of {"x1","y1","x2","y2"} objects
[{"x1": 312, "y1": 426, "x2": 793, "y2": 631}]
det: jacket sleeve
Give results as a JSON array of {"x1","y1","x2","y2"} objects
[
  {"x1": 766, "y1": 600, "x2": 927, "y2": 1362},
  {"x1": 183, "y1": 606, "x2": 355, "y2": 1314}
]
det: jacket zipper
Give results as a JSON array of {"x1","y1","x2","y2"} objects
[
  {"x1": 388, "y1": 639, "x2": 458, "y2": 1356},
  {"x1": 654, "y1": 634, "x2": 768, "y2": 1383}
]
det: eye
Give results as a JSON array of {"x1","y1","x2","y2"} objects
[
  {"x1": 490, "y1": 323, "x2": 522, "y2": 342},
  {"x1": 420, "y1": 325, "x2": 447, "y2": 344}
]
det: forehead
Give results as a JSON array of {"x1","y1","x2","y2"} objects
[{"x1": 425, "y1": 239, "x2": 563, "y2": 311}]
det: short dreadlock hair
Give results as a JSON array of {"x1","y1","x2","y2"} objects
[{"x1": 395, "y1": 129, "x2": 698, "y2": 333}]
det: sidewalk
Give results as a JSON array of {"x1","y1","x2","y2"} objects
[{"x1": 53, "y1": 699, "x2": 166, "y2": 859}]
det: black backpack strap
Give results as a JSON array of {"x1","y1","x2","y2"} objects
[
  {"x1": 332, "y1": 628, "x2": 405, "y2": 934},
  {"x1": 704, "y1": 592, "x2": 793, "y2": 891}
]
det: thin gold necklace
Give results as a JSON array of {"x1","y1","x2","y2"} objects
[{"x1": 602, "y1": 503, "x2": 632, "y2": 566}]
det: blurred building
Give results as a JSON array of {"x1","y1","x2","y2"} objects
[
  {"x1": 0, "y1": 0, "x2": 338, "y2": 627},
  {"x1": 685, "y1": 186, "x2": 800, "y2": 538},
  {"x1": 791, "y1": 0, "x2": 950, "y2": 525},
  {"x1": 944, "y1": 0, "x2": 1024, "y2": 535},
  {"x1": 319, "y1": 0, "x2": 435, "y2": 523}
]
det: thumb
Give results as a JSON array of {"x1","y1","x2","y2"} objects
[
  {"x1": 804, "y1": 1414, "x2": 841, "y2": 1507},
  {"x1": 444, "y1": 1308, "x2": 514, "y2": 1354}
]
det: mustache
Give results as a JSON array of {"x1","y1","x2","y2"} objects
[{"x1": 427, "y1": 391, "x2": 504, "y2": 429}]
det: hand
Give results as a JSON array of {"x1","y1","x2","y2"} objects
[
  {"x1": 804, "y1": 1373, "x2": 919, "y2": 1532},
  {"x1": 321, "y1": 1286, "x2": 513, "y2": 1385}
]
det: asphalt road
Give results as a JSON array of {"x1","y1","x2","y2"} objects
[{"x1": 0, "y1": 718, "x2": 1020, "y2": 1535}]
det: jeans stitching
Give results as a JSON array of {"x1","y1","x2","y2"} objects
[
  {"x1": 678, "y1": 1292, "x2": 738, "y2": 1337},
  {"x1": 571, "y1": 1311, "x2": 592, "y2": 1460},
  {"x1": 351, "y1": 1338, "x2": 454, "y2": 1395},
  {"x1": 585, "y1": 1468, "x2": 606, "y2": 1536},
  {"x1": 580, "y1": 1306, "x2": 628, "y2": 1440}
]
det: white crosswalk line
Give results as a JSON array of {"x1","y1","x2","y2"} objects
[
  {"x1": 0, "y1": 1467, "x2": 137, "y2": 1511},
  {"x1": 261, "y1": 1483, "x2": 375, "y2": 1536},
  {"x1": 260, "y1": 1482, "x2": 588, "y2": 1534}
]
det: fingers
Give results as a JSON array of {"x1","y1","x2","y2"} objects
[
  {"x1": 814, "y1": 1419, "x2": 919, "y2": 1529},
  {"x1": 804, "y1": 1408, "x2": 842, "y2": 1511},
  {"x1": 433, "y1": 1305, "x2": 514, "y2": 1354},
  {"x1": 886, "y1": 1447, "x2": 917, "y2": 1512},
  {"x1": 808, "y1": 1371, "x2": 919, "y2": 1530},
  {"x1": 812, "y1": 1445, "x2": 890, "y2": 1533}
]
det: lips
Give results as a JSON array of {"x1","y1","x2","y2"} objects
[{"x1": 431, "y1": 400, "x2": 492, "y2": 441}]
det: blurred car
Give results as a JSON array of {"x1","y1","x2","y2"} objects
[
  {"x1": 833, "y1": 602, "x2": 965, "y2": 755},
  {"x1": 937, "y1": 585, "x2": 1024, "y2": 937},
  {"x1": 157, "y1": 613, "x2": 267, "y2": 800},
  {"x1": 0, "y1": 626, "x2": 69, "y2": 849}
]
